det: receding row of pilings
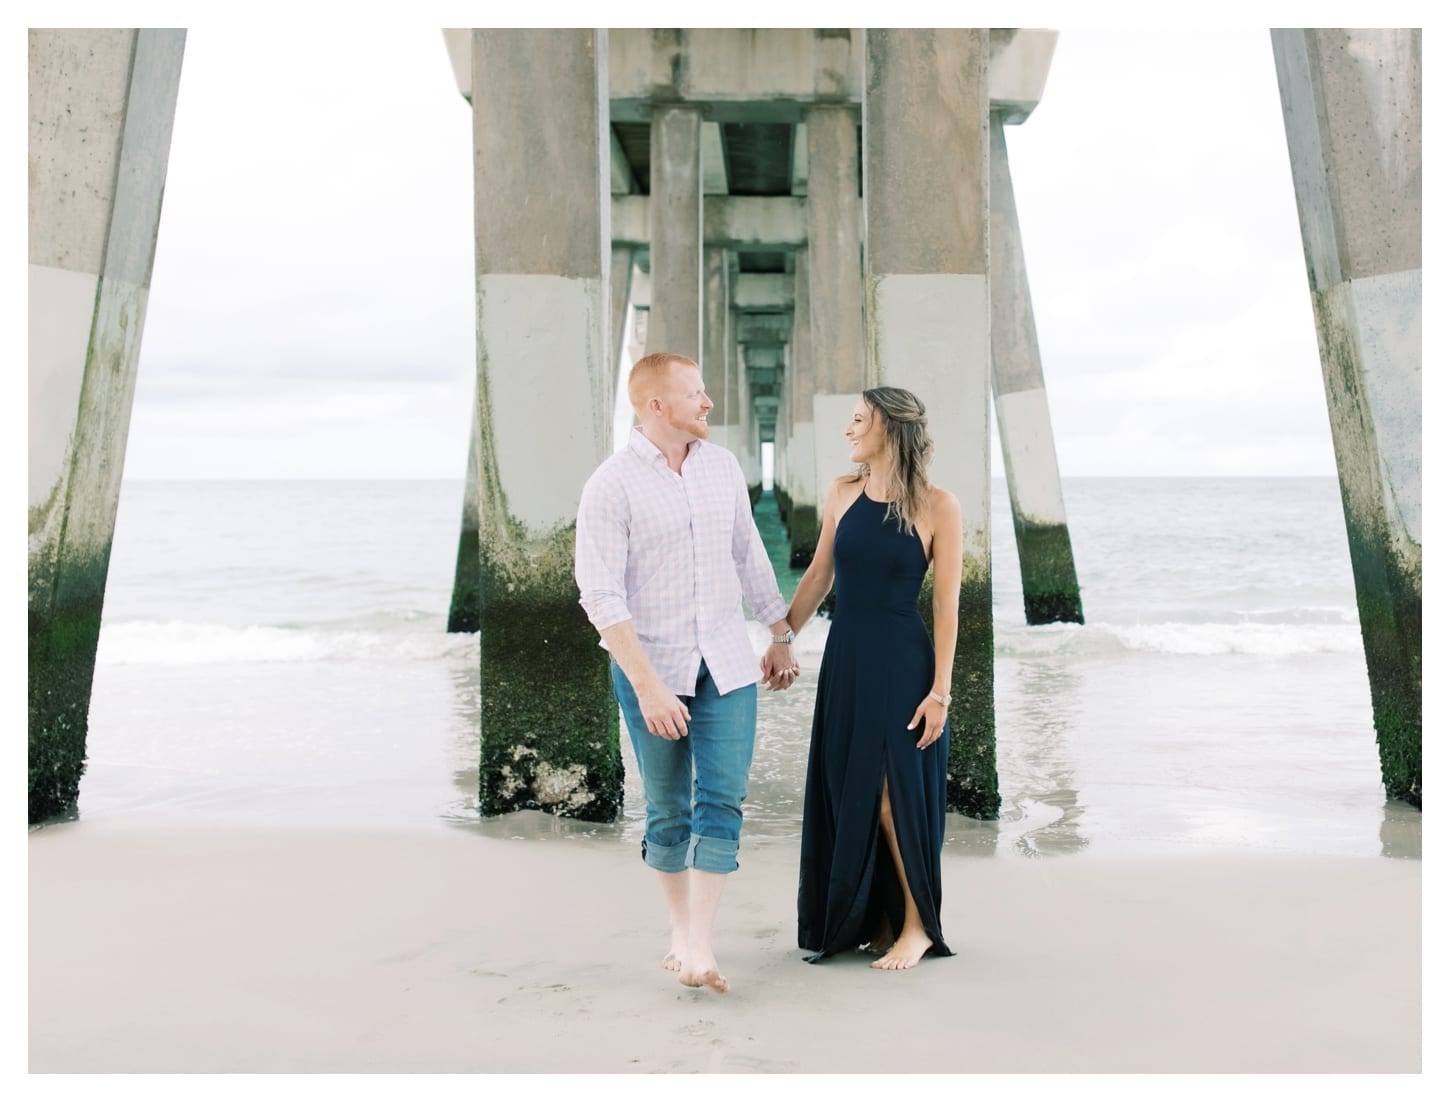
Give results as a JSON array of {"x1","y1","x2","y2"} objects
[
  {"x1": 25, "y1": 28, "x2": 1420, "y2": 824},
  {"x1": 446, "y1": 28, "x2": 1047, "y2": 820},
  {"x1": 444, "y1": 27, "x2": 1421, "y2": 817}
]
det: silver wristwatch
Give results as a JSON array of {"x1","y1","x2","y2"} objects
[{"x1": 771, "y1": 629, "x2": 795, "y2": 645}]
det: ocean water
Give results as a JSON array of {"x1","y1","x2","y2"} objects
[{"x1": 80, "y1": 477, "x2": 1419, "y2": 860}]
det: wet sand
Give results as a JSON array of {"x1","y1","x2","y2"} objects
[{"x1": 28, "y1": 819, "x2": 1419, "y2": 1073}]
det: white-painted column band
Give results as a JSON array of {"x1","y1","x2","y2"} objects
[
  {"x1": 871, "y1": 272, "x2": 991, "y2": 572},
  {"x1": 812, "y1": 392, "x2": 860, "y2": 506},
  {"x1": 27, "y1": 264, "x2": 99, "y2": 512},
  {"x1": 994, "y1": 389, "x2": 1069, "y2": 528},
  {"x1": 478, "y1": 275, "x2": 608, "y2": 536}
]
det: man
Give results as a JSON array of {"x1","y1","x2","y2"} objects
[{"x1": 575, "y1": 352, "x2": 799, "y2": 994}]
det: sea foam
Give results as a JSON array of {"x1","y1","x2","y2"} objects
[{"x1": 96, "y1": 620, "x2": 480, "y2": 665}]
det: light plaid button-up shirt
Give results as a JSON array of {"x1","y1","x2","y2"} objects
[{"x1": 575, "y1": 427, "x2": 789, "y2": 697}]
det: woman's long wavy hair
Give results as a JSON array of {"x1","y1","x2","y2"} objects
[{"x1": 852, "y1": 386, "x2": 934, "y2": 534}]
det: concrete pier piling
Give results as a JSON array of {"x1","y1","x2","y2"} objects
[
  {"x1": 446, "y1": 400, "x2": 482, "y2": 633},
  {"x1": 1272, "y1": 29, "x2": 1421, "y2": 807},
  {"x1": 645, "y1": 103, "x2": 703, "y2": 360},
  {"x1": 806, "y1": 104, "x2": 866, "y2": 403},
  {"x1": 863, "y1": 29, "x2": 999, "y2": 819},
  {"x1": 609, "y1": 245, "x2": 636, "y2": 379},
  {"x1": 28, "y1": 29, "x2": 186, "y2": 823},
  {"x1": 738, "y1": 323, "x2": 763, "y2": 499},
  {"x1": 719, "y1": 283, "x2": 754, "y2": 487},
  {"x1": 989, "y1": 113, "x2": 1084, "y2": 626},
  {"x1": 702, "y1": 246, "x2": 730, "y2": 435},
  {"x1": 467, "y1": 29, "x2": 621, "y2": 820},
  {"x1": 786, "y1": 255, "x2": 818, "y2": 566}
]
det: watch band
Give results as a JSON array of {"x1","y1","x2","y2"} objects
[{"x1": 771, "y1": 629, "x2": 795, "y2": 645}]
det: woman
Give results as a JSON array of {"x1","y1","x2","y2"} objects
[{"x1": 781, "y1": 386, "x2": 960, "y2": 969}]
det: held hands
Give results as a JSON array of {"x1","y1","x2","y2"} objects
[
  {"x1": 638, "y1": 678, "x2": 691, "y2": 740},
  {"x1": 906, "y1": 695, "x2": 948, "y2": 750},
  {"x1": 759, "y1": 643, "x2": 800, "y2": 691}
]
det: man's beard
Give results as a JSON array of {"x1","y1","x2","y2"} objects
[{"x1": 672, "y1": 411, "x2": 709, "y2": 439}]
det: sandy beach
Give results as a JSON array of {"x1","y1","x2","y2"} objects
[{"x1": 28, "y1": 817, "x2": 1419, "y2": 1074}]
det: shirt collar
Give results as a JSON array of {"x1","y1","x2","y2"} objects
[{"x1": 629, "y1": 425, "x2": 701, "y2": 465}]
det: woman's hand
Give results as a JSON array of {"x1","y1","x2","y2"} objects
[{"x1": 906, "y1": 696, "x2": 948, "y2": 749}]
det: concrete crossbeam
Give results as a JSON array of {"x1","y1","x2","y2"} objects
[
  {"x1": 1272, "y1": 28, "x2": 1421, "y2": 807},
  {"x1": 734, "y1": 312, "x2": 793, "y2": 344},
  {"x1": 612, "y1": 195, "x2": 807, "y2": 251},
  {"x1": 988, "y1": 29, "x2": 1057, "y2": 124},
  {"x1": 733, "y1": 273, "x2": 793, "y2": 311},
  {"x1": 598, "y1": 28, "x2": 1057, "y2": 123},
  {"x1": 28, "y1": 29, "x2": 186, "y2": 823},
  {"x1": 864, "y1": 28, "x2": 997, "y2": 819},
  {"x1": 445, "y1": 27, "x2": 1056, "y2": 123},
  {"x1": 609, "y1": 28, "x2": 859, "y2": 123},
  {"x1": 743, "y1": 344, "x2": 786, "y2": 370}
]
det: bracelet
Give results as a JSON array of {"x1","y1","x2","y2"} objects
[
  {"x1": 771, "y1": 628, "x2": 795, "y2": 645},
  {"x1": 928, "y1": 690, "x2": 951, "y2": 708}
]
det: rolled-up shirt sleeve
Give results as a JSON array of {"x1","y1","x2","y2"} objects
[
  {"x1": 731, "y1": 466, "x2": 789, "y2": 627},
  {"x1": 575, "y1": 471, "x2": 633, "y2": 633}
]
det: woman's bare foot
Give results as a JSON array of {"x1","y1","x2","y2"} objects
[
  {"x1": 679, "y1": 953, "x2": 730, "y2": 993},
  {"x1": 870, "y1": 926, "x2": 933, "y2": 970},
  {"x1": 661, "y1": 952, "x2": 681, "y2": 972},
  {"x1": 862, "y1": 917, "x2": 895, "y2": 955}
]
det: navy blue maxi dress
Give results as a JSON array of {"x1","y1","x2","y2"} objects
[{"x1": 797, "y1": 489, "x2": 953, "y2": 963}]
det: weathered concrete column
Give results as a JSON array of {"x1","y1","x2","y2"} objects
[
  {"x1": 777, "y1": 336, "x2": 788, "y2": 522},
  {"x1": 447, "y1": 398, "x2": 481, "y2": 633},
  {"x1": 806, "y1": 105, "x2": 865, "y2": 396},
  {"x1": 645, "y1": 105, "x2": 702, "y2": 360},
  {"x1": 1272, "y1": 29, "x2": 1421, "y2": 807},
  {"x1": 805, "y1": 104, "x2": 867, "y2": 562},
  {"x1": 787, "y1": 256, "x2": 818, "y2": 565},
  {"x1": 28, "y1": 30, "x2": 186, "y2": 823},
  {"x1": 718, "y1": 287, "x2": 750, "y2": 480},
  {"x1": 864, "y1": 29, "x2": 998, "y2": 819},
  {"x1": 989, "y1": 113, "x2": 1084, "y2": 626},
  {"x1": 702, "y1": 247, "x2": 730, "y2": 416},
  {"x1": 609, "y1": 244, "x2": 636, "y2": 377},
  {"x1": 470, "y1": 29, "x2": 620, "y2": 820}
]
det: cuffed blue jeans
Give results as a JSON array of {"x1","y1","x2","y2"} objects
[{"x1": 611, "y1": 659, "x2": 757, "y2": 874}]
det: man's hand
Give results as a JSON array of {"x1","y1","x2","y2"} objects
[
  {"x1": 637, "y1": 678, "x2": 691, "y2": 739},
  {"x1": 759, "y1": 643, "x2": 800, "y2": 691}
]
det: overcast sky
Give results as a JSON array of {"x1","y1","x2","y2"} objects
[{"x1": 115, "y1": 24, "x2": 1349, "y2": 480}]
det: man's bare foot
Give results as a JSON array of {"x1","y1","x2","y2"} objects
[
  {"x1": 870, "y1": 927, "x2": 933, "y2": 971},
  {"x1": 662, "y1": 937, "x2": 687, "y2": 972},
  {"x1": 679, "y1": 955, "x2": 730, "y2": 993}
]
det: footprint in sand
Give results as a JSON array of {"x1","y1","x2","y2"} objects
[{"x1": 496, "y1": 983, "x2": 579, "y2": 1009}]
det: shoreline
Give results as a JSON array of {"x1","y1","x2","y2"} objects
[{"x1": 29, "y1": 818, "x2": 1420, "y2": 1074}]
